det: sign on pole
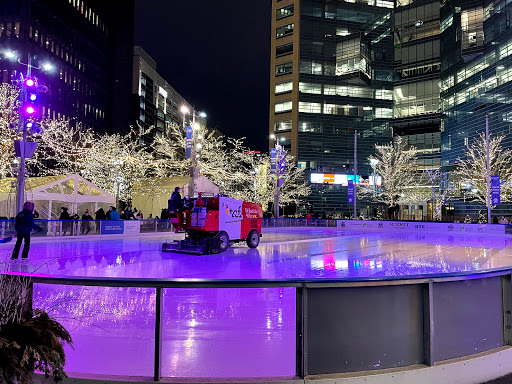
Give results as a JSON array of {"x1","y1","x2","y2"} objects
[
  {"x1": 186, "y1": 126, "x2": 193, "y2": 159},
  {"x1": 491, "y1": 175, "x2": 501, "y2": 205},
  {"x1": 347, "y1": 180, "x2": 354, "y2": 203},
  {"x1": 271, "y1": 148, "x2": 277, "y2": 174}
]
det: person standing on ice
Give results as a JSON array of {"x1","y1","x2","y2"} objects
[
  {"x1": 11, "y1": 201, "x2": 42, "y2": 260},
  {"x1": 81, "y1": 209, "x2": 93, "y2": 235}
]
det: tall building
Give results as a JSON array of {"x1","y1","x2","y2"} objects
[
  {"x1": 270, "y1": 0, "x2": 396, "y2": 215},
  {"x1": 269, "y1": 0, "x2": 447, "y2": 217},
  {"x1": 0, "y1": 0, "x2": 134, "y2": 134},
  {"x1": 440, "y1": 0, "x2": 512, "y2": 216},
  {"x1": 132, "y1": 46, "x2": 205, "y2": 139},
  {"x1": 393, "y1": 0, "x2": 442, "y2": 219}
]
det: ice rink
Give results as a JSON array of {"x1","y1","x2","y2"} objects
[{"x1": 3, "y1": 227, "x2": 512, "y2": 378}]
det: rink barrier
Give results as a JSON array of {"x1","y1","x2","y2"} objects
[
  {"x1": 262, "y1": 218, "x2": 510, "y2": 235},
  {"x1": 0, "y1": 219, "x2": 175, "y2": 238},
  {"x1": 8, "y1": 266, "x2": 512, "y2": 382}
]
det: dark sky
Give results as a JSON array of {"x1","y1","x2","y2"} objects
[{"x1": 134, "y1": 1, "x2": 271, "y2": 152}]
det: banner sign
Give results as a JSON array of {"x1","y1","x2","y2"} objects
[
  {"x1": 347, "y1": 180, "x2": 354, "y2": 203},
  {"x1": 124, "y1": 221, "x2": 141, "y2": 235},
  {"x1": 491, "y1": 175, "x2": 500, "y2": 205},
  {"x1": 186, "y1": 126, "x2": 193, "y2": 159},
  {"x1": 101, "y1": 220, "x2": 124, "y2": 235},
  {"x1": 271, "y1": 148, "x2": 277, "y2": 174}
]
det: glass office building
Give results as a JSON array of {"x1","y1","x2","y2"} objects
[
  {"x1": 440, "y1": 0, "x2": 512, "y2": 216},
  {"x1": 270, "y1": 0, "x2": 444, "y2": 216},
  {"x1": 270, "y1": 0, "x2": 395, "y2": 215}
]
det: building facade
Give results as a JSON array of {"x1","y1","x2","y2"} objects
[
  {"x1": 0, "y1": 0, "x2": 134, "y2": 134},
  {"x1": 271, "y1": 0, "x2": 396, "y2": 215},
  {"x1": 269, "y1": 0, "x2": 447, "y2": 217},
  {"x1": 132, "y1": 46, "x2": 205, "y2": 140},
  {"x1": 440, "y1": 0, "x2": 512, "y2": 216}
]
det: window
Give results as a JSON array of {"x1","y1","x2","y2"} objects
[
  {"x1": 299, "y1": 82, "x2": 322, "y2": 94},
  {"x1": 299, "y1": 61, "x2": 323, "y2": 75},
  {"x1": 275, "y1": 119, "x2": 292, "y2": 132},
  {"x1": 275, "y1": 81, "x2": 293, "y2": 94},
  {"x1": 276, "y1": 43, "x2": 293, "y2": 57},
  {"x1": 276, "y1": 23, "x2": 294, "y2": 38},
  {"x1": 277, "y1": 4, "x2": 294, "y2": 20},
  {"x1": 275, "y1": 100, "x2": 292, "y2": 113},
  {"x1": 299, "y1": 102, "x2": 322, "y2": 113},
  {"x1": 276, "y1": 61, "x2": 293, "y2": 76}
]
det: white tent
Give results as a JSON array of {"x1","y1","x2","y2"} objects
[{"x1": 0, "y1": 174, "x2": 115, "y2": 219}]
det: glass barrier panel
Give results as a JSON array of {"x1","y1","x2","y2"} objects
[
  {"x1": 161, "y1": 287, "x2": 296, "y2": 378},
  {"x1": 33, "y1": 283, "x2": 156, "y2": 376}
]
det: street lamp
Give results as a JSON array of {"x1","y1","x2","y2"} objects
[
  {"x1": 181, "y1": 106, "x2": 206, "y2": 197},
  {"x1": 369, "y1": 158, "x2": 379, "y2": 197},
  {"x1": 6, "y1": 52, "x2": 53, "y2": 215},
  {"x1": 270, "y1": 134, "x2": 288, "y2": 218}
]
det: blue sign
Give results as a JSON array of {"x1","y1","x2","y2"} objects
[
  {"x1": 101, "y1": 220, "x2": 124, "y2": 235},
  {"x1": 186, "y1": 126, "x2": 193, "y2": 159},
  {"x1": 270, "y1": 148, "x2": 277, "y2": 174},
  {"x1": 491, "y1": 175, "x2": 501, "y2": 205},
  {"x1": 347, "y1": 180, "x2": 354, "y2": 203}
]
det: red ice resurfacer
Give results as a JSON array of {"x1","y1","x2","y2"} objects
[{"x1": 162, "y1": 196, "x2": 263, "y2": 254}]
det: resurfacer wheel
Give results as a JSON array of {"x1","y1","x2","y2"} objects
[
  {"x1": 246, "y1": 230, "x2": 260, "y2": 248},
  {"x1": 219, "y1": 231, "x2": 230, "y2": 252}
]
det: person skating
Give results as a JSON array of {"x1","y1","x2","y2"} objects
[
  {"x1": 59, "y1": 207, "x2": 71, "y2": 235},
  {"x1": 11, "y1": 201, "x2": 42, "y2": 260},
  {"x1": 81, "y1": 209, "x2": 93, "y2": 235}
]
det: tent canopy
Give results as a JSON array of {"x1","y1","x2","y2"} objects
[{"x1": 0, "y1": 174, "x2": 115, "y2": 219}]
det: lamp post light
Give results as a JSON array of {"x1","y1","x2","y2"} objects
[
  {"x1": 181, "y1": 105, "x2": 206, "y2": 197},
  {"x1": 270, "y1": 134, "x2": 287, "y2": 218},
  {"x1": 369, "y1": 158, "x2": 379, "y2": 197},
  {"x1": 5, "y1": 51, "x2": 53, "y2": 215}
]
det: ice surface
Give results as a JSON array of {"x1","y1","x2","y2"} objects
[{"x1": 3, "y1": 228, "x2": 512, "y2": 378}]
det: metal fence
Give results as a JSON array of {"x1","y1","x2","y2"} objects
[{"x1": 10, "y1": 267, "x2": 511, "y2": 381}]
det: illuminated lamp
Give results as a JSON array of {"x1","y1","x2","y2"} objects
[
  {"x1": 25, "y1": 106, "x2": 36, "y2": 115},
  {"x1": 24, "y1": 78, "x2": 35, "y2": 87}
]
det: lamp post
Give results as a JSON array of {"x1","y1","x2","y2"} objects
[
  {"x1": 270, "y1": 134, "x2": 287, "y2": 218},
  {"x1": 252, "y1": 167, "x2": 259, "y2": 201},
  {"x1": 180, "y1": 105, "x2": 206, "y2": 197},
  {"x1": 369, "y1": 158, "x2": 379, "y2": 197},
  {"x1": 5, "y1": 51, "x2": 53, "y2": 215}
]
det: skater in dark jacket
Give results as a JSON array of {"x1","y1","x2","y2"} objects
[
  {"x1": 168, "y1": 187, "x2": 184, "y2": 232},
  {"x1": 11, "y1": 201, "x2": 42, "y2": 260}
]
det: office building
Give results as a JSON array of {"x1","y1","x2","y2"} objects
[
  {"x1": 270, "y1": 0, "x2": 396, "y2": 215},
  {"x1": 269, "y1": 0, "x2": 446, "y2": 216},
  {"x1": 132, "y1": 46, "x2": 205, "y2": 139},
  {"x1": 440, "y1": 0, "x2": 512, "y2": 216},
  {"x1": 0, "y1": 0, "x2": 134, "y2": 134}
]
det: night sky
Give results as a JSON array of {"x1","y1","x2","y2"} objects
[{"x1": 134, "y1": 1, "x2": 271, "y2": 152}]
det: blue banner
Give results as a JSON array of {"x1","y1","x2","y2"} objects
[
  {"x1": 491, "y1": 175, "x2": 500, "y2": 205},
  {"x1": 101, "y1": 221, "x2": 124, "y2": 235},
  {"x1": 186, "y1": 126, "x2": 193, "y2": 159},
  {"x1": 270, "y1": 148, "x2": 277, "y2": 174},
  {"x1": 347, "y1": 180, "x2": 354, "y2": 204}
]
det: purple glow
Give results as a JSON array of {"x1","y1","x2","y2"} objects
[
  {"x1": 25, "y1": 106, "x2": 35, "y2": 115},
  {"x1": 25, "y1": 78, "x2": 35, "y2": 87},
  {"x1": 8, "y1": 228, "x2": 512, "y2": 378}
]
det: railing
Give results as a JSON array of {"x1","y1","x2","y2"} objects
[
  {"x1": 0, "y1": 219, "x2": 175, "y2": 238},
  {"x1": 14, "y1": 267, "x2": 512, "y2": 381}
]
